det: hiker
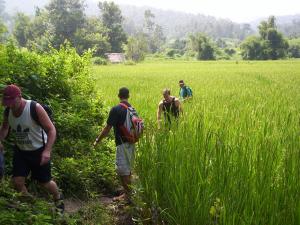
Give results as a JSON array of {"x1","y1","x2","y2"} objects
[
  {"x1": 157, "y1": 88, "x2": 182, "y2": 129},
  {"x1": 93, "y1": 87, "x2": 140, "y2": 202},
  {"x1": 0, "y1": 84, "x2": 64, "y2": 213},
  {"x1": 178, "y1": 80, "x2": 193, "y2": 101}
]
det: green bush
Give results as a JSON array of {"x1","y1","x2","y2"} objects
[
  {"x1": 0, "y1": 42, "x2": 116, "y2": 197},
  {"x1": 92, "y1": 57, "x2": 108, "y2": 65},
  {"x1": 0, "y1": 179, "x2": 75, "y2": 224},
  {"x1": 123, "y1": 60, "x2": 136, "y2": 65}
]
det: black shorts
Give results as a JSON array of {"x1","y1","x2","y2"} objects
[{"x1": 13, "y1": 146, "x2": 52, "y2": 183}]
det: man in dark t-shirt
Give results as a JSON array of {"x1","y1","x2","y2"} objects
[
  {"x1": 157, "y1": 88, "x2": 182, "y2": 129},
  {"x1": 94, "y1": 87, "x2": 136, "y2": 202}
]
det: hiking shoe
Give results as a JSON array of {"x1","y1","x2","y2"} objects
[{"x1": 55, "y1": 193, "x2": 65, "y2": 214}]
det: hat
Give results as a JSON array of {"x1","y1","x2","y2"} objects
[
  {"x1": 2, "y1": 84, "x2": 21, "y2": 107},
  {"x1": 179, "y1": 80, "x2": 184, "y2": 84}
]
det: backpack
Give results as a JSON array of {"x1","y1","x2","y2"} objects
[
  {"x1": 118, "y1": 103, "x2": 144, "y2": 144},
  {"x1": 30, "y1": 100, "x2": 54, "y2": 126},
  {"x1": 30, "y1": 100, "x2": 54, "y2": 146},
  {"x1": 186, "y1": 86, "x2": 193, "y2": 97}
]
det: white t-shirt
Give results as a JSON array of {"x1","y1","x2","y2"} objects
[{"x1": 8, "y1": 100, "x2": 47, "y2": 151}]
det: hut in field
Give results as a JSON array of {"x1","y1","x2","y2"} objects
[{"x1": 105, "y1": 53, "x2": 125, "y2": 63}]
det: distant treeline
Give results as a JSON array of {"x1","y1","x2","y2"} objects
[{"x1": 0, "y1": 0, "x2": 300, "y2": 61}]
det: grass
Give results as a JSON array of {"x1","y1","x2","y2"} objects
[{"x1": 93, "y1": 60, "x2": 300, "y2": 225}]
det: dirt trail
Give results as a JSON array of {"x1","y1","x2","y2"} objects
[{"x1": 64, "y1": 196, "x2": 134, "y2": 225}]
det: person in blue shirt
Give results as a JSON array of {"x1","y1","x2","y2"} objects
[{"x1": 179, "y1": 80, "x2": 193, "y2": 101}]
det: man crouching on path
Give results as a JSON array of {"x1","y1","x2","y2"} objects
[
  {"x1": 94, "y1": 87, "x2": 136, "y2": 202},
  {"x1": 0, "y1": 84, "x2": 64, "y2": 213}
]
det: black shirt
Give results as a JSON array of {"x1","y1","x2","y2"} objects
[
  {"x1": 107, "y1": 101, "x2": 131, "y2": 146},
  {"x1": 163, "y1": 97, "x2": 179, "y2": 124}
]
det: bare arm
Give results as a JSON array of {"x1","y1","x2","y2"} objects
[
  {"x1": 93, "y1": 124, "x2": 112, "y2": 147},
  {"x1": 36, "y1": 104, "x2": 56, "y2": 165}
]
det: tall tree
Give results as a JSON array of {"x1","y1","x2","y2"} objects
[
  {"x1": 98, "y1": 1, "x2": 127, "y2": 52},
  {"x1": 188, "y1": 33, "x2": 215, "y2": 60},
  {"x1": 143, "y1": 9, "x2": 165, "y2": 53},
  {"x1": 143, "y1": 10, "x2": 155, "y2": 35},
  {"x1": 0, "y1": 19, "x2": 7, "y2": 43},
  {"x1": 73, "y1": 17, "x2": 111, "y2": 56},
  {"x1": 13, "y1": 13, "x2": 32, "y2": 47},
  {"x1": 258, "y1": 16, "x2": 288, "y2": 59},
  {"x1": 124, "y1": 33, "x2": 148, "y2": 62},
  {"x1": 46, "y1": 0, "x2": 86, "y2": 48},
  {"x1": 241, "y1": 16, "x2": 288, "y2": 60},
  {"x1": 0, "y1": 0, "x2": 5, "y2": 19},
  {"x1": 240, "y1": 36, "x2": 266, "y2": 60}
]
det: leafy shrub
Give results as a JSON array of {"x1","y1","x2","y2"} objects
[
  {"x1": 0, "y1": 42, "x2": 116, "y2": 197},
  {"x1": 0, "y1": 179, "x2": 75, "y2": 224},
  {"x1": 123, "y1": 60, "x2": 136, "y2": 65},
  {"x1": 92, "y1": 57, "x2": 108, "y2": 65}
]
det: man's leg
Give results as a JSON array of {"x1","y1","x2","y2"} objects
[
  {"x1": 40, "y1": 180, "x2": 64, "y2": 213},
  {"x1": 40, "y1": 180, "x2": 60, "y2": 200},
  {"x1": 120, "y1": 175, "x2": 131, "y2": 198},
  {"x1": 12, "y1": 176, "x2": 29, "y2": 194},
  {"x1": 115, "y1": 143, "x2": 135, "y2": 201}
]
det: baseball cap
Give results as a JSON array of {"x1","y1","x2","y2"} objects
[
  {"x1": 179, "y1": 80, "x2": 184, "y2": 84},
  {"x1": 2, "y1": 84, "x2": 21, "y2": 107}
]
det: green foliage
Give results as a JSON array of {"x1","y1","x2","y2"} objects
[
  {"x1": 0, "y1": 43, "x2": 116, "y2": 196},
  {"x1": 143, "y1": 10, "x2": 166, "y2": 53},
  {"x1": 0, "y1": 179, "x2": 113, "y2": 224},
  {"x1": 167, "y1": 38, "x2": 187, "y2": 55},
  {"x1": 188, "y1": 33, "x2": 216, "y2": 60},
  {"x1": 0, "y1": 18, "x2": 7, "y2": 43},
  {"x1": 123, "y1": 60, "x2": 136, "y2": 65},
  {"x1": 73, "y1": 17, "x2": 111, "y2": 56},
  {"x1": 13, "y1": 13, "x2": 32, "y2": 47},
  {"x1": 54, "y1": 149, "x2": 116, "y2": 197},
  {"x1": 124, "y1": 34, "x2": 148, "y2": 62},
  {"x1": 70, "y1": 201, "x2": 113, "y2": 224},
  {"x1": 98, "y1": 1, "x2": 127, "y2": 53},
  {"x1": 46, "y1": 0, "x2": 86, "y2": 49},
  {"x1": 94, "y1": 60, "x2": 300, "y2": 225},
  {"x1": 11, "y1": 1, "x2": 112, "y2": 56},
  {"x1": 241, "y1": 36, "x2": 266, "y2": 60},
  {"x1": 93, "y1": 56, "x2": 108, "y2": 65},
  {"x1": 0, "y1": 179, "x2": 75, "y2": 224},
  {"x1": 288, "y1": 38, "x2": 300, "y2": 58},
  {"x1": 241, "y1": 16, "x2": 288, "y2": 60}
]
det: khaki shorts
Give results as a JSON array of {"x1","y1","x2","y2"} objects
[{"x1": 116, "y1": 143, "x2": 135, "y2": 176}]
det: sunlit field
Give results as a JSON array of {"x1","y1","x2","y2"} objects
[{"x1": 93, "y1": 60, "x2": 300, "y2": 225}]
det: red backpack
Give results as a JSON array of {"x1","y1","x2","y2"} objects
[{"x1": 118, "y1": 103, "x2": 144, "y2": 143}]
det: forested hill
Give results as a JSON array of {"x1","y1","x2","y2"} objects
[
  {"x1": 251, "y1": 14, "x2": 300, "y2": 38},
  {"x1": 4, "y1": 0, "x2": 300, "y2": 39}
]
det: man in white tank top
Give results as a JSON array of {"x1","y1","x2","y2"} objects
[{"x1": 0, "y1": 84, "x2": 64, "y2": 213}]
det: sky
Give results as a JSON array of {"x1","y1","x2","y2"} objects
[{"x1": 93, "y1": 0, "x2": 300, "y2": 22}]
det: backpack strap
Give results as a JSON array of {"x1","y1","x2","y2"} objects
[
  {"x1": 4, "y1": 107, "x2": 9, "y2": 118},
  {"x1": 30, "y1": 100, "x2": 46, "y2": 147},
  {"x1": 119, "y1": 103, "x2": 129, "y2": 109},
  {"x1": 30, "y1": 100, "x2": 40, "y2": 126}
]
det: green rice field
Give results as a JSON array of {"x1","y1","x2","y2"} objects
[{"x1": 93, "y1": 60, "x2": 300, "y2": 225}]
